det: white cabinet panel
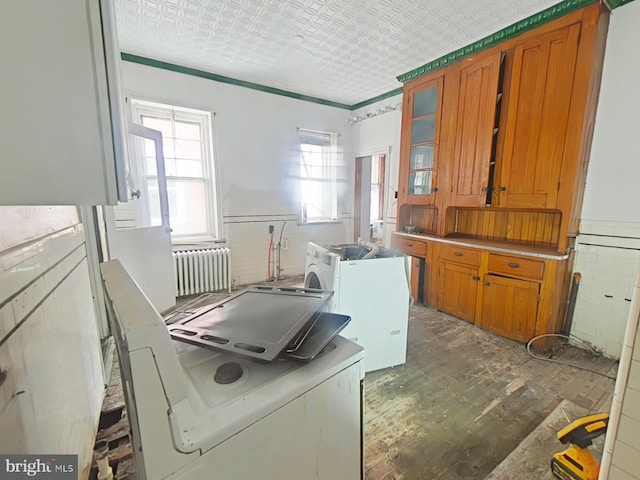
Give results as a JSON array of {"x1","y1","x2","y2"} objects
[{"x1": 0, "y1": 0, "x2": 126, "y2": 205}]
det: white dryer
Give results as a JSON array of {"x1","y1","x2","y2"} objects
[{"x1": 304, "y1": 241, "x2": 410, "y2": 372}]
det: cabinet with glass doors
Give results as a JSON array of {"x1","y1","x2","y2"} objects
[{"x1": 398, "y1": 74, "x2": 444, "y2": 206}]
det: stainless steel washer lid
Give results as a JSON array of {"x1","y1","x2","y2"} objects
[{"x1": 168, "y1": 285, "x2": 333, "y2": 362}]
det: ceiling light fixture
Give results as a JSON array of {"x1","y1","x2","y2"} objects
[{"x1": 346, "y1": 103, "x2": 402, "y2": 125}]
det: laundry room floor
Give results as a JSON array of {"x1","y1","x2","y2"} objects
[{"x1": 101, "y1": 277, "x2": 617, "y2": 480}]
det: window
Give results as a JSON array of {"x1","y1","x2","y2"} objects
[
  {"x1": 130, "y1": 99, "x2": 221, "y2": 241},
  {"x1": 298, "y1": 129, "x2": 338, "y2": 223}
]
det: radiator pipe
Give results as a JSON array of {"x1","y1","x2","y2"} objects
[{"x1": 563, "y1": 272, "x2": 581, "y2": 335}]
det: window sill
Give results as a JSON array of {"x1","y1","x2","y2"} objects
[{"x1": 171, "y1": 236, "x2": 226, "y2": 250}]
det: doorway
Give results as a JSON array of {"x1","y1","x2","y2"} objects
[{"x1": 354, "y1": 150, "x2": 387, "y2": 244}]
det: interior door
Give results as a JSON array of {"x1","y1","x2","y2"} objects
[
  {"x1": 104, "y1": 123, "x2": 175, "y2": 313},
  {"x1": 353, "y1": 155, "x2": 372, "y2": 242}
]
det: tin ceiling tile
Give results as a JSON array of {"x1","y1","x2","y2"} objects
[{"x1": 114, "y1": 0, "x2": 560, "y2": 105}]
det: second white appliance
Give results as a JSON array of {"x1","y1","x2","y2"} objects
[
  {"x1": 101, "y1": 260, "x2": 364, "y2": 480},
  {"x1": 305, "y1": 242, "x2": 410, "y2": 372}
]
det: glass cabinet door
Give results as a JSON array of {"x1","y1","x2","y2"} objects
[{"x1": 406, "y1": 77, "x2": 442, "y2": 199}]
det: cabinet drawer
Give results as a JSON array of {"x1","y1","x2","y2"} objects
[
  {"x1": 488, "y1": 254, "x2": 544, "y2": 279},
  {"x1": 392, "y1": 237, "x2": 427, "y2": 257},
  {"x1": 439, "y1": 245, "x2": 481, "y2": 267}
]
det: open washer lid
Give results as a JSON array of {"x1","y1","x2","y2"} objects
[{"x1": 168, "y1": 285, "x2": 332, "y2": 362}]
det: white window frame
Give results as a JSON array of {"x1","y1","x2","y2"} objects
[
  {"x1": 129, "y1": 98, "x2": 223, "y2": 243},
  {"x1": 298, "y1": 128, "x2": 339, "y2": 224}
]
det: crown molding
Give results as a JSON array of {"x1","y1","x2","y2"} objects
[
  {"x1": 121, "y1": 0, "x2": 636, "y2": 110},
  {"x1": 121, "y1": 53, "x2": 353, "y2": 110},
  {"x1": 397, "y1": 0, "x2": 599, "y2": 83}
]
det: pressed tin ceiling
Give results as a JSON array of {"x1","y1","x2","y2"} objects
[{"x1": 114, "y1": 0, "x2": 573, "y2": 106}]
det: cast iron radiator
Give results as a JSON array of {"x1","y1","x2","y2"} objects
[{"x1": 172, "y1": 248, "x2": 232, "y2": 296}]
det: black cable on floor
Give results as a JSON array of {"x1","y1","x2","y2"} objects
[{"x1": 526, "y1": 333, "x2": 618, "y2": 380}]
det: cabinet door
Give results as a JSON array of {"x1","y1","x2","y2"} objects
[
  {"x1": 450, "y1": 51, "x2": 502, "y2": 206},
  {"x1": 498, "y1": 23, "x2": 581, "y2": 209},
  {"x1": 400, "y1": 75, "x2": 444, "y2": 205},
  {"x1": 410, "y1": 257, "x2": 424, "y2": 304},
  {"x1": 0, "y1": 0, "x2": 126, "y2": 205},
  {"x1": 437, "y1": 261, "x2": 479, "y2": 322},
  {"x1": 481, "y1": 274, "x2": 539, "y2": 342}
]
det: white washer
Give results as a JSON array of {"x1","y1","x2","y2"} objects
[
  {"x1": 101, "y1": 260, "x2": 365, "y2": 480},
  {"x1": 304, "y1": 242, "x2": 340, "y2": 292},
  {"x1": 304, "y1": 242, "x2": 410, "y2": 373}
]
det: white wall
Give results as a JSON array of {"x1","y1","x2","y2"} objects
[
  {"x1": 121, "y1": 62, "x2": 354, "y2": 285},
  {"x1": 571, "y1": 221, "x2": 640, "y2": 358},
  {"x1": 571, "y1": 0, "x2": 640, "y2": 356},
  {"x1": 351, "y1": 94, "x2": 403, "y2": 248},
  {"x1": 572, "y1": 2, "x2": 640, "y2": 478},
  {"x1": 0, "y1": 207, "x2": 104, "y2": 479}
]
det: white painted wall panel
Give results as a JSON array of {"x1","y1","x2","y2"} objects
[
  {"x1": 121, "y1": 62, "x2": 354, "y2": 284},
  {"x1": 0, "y1": 209, "x2": 103, "y2": 479},
  {"x1": 586, "y1": 4, "x2": 640, "y2": 478},
  {"x1": 352, "y1": 95, "x2": 403, "y2": 248},
  {"x1": 581, "y1": 3, "x2": 640, "y2": 223}
]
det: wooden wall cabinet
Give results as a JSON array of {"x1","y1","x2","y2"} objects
[
  {"x1": 449, "y1": 51, "x2": 503, "y2": 207},
  {"x1": 398, "y1": 75, "x2": 445, "y2": 207},
  {"x1": 0, "y1": 0, "x2": 127, "y2": 205},
  {"x1": 394, "y1": 4, "x2": 608, "y2": 344},
  {"x1": 497, "y1": 23, "x2": 582, "y2": 210}
]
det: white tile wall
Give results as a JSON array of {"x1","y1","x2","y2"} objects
[
  {"x1": 571, "y1": 220, "x2": 640, "y2": 358},
  {"x1": 224, "y1": 213, "x2": 352, "y2": 286},
  {"x1": 607, "y1": 266, "x2": 640, "y2": 480},
  {"x1": 0, "y1": 220, "x2": 104, "y2": 478},
  {"x1": 609, "y1": 466, "x2": 637, "y2": 480}
]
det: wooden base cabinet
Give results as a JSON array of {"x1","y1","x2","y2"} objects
[
  {"x1": 480, "y1": 274, "x2": 539, "y2": 342},
  {"x1": 435, "y1": 244, "x2": 482, "y2": 322},
  {"x1": 410, "y1": 256, "x2": 424, "y2": 305},
  {"x1": 395, "y1": 233, "x2": 571, "y2": 344},
  {"x1": 391, "y1": 236, "x2": 430, "y2": 305},
  {"x1": 437, "y1": 261, "x2": 480, "y2": 323}
]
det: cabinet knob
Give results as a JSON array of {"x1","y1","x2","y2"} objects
[
  {"x1": 454, "y1": 252, "x2": 464, "y2": 257},
  {"x1": 507, "y1": 262, "x2": 520, "y2": 269},
  {"x1": 499, "y1": 186, "x2": 507, "y2": 192},
  {"x1": 484, "y1": 281, "x2": 491, "y2": 286},
  {"x1": 406, "y1": 243, "x2": 413, "y2": 247}
]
